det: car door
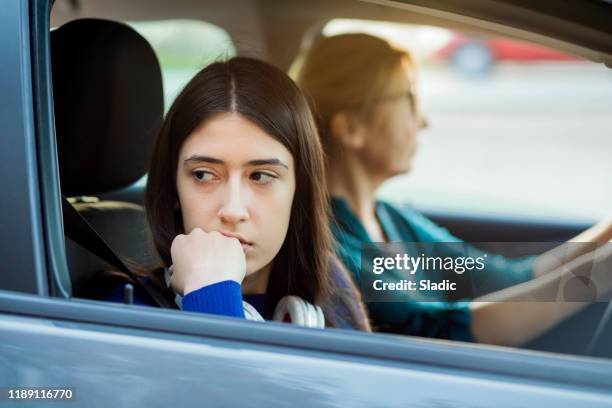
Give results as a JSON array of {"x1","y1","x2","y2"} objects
[{"x1": 2, "y1": 0, "x2": 612, "y2": 406}]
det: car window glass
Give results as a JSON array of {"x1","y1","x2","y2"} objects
[
  {"x1": 129, "y1": 20, "x2": 236, "y2": 111},
  {"x1": 324, "y1": 19, "x2": 612, "y2": 221}
]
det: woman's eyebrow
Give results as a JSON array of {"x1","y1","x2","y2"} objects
[
  {"x1": 246, "y1": 159, "x2": 289, "y2": 170},
  {"x1": 184, "y1": 155, "x2": 223, "y2": 166},
  {"x1": 183, "y1": 155, "x2": 288, "y2": 170}
]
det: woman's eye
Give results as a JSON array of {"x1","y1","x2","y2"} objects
[
  {"x1": 192, "y1": 170, "x2": 215, "y2": 183},
  {"x1": 250, "y1": 172, "x2": 276, "y2": 184}
]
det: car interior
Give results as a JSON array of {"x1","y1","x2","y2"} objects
[
  {"x1": 51, "y1": 18, "x2": 163, "y2": 300},
  {"x1": 48, "y1": 0, "x2": 612, "y2": 358}
]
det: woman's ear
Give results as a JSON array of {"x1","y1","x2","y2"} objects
[{"x1": 329, "y1": 112, "x2": 367, "y2": 150}]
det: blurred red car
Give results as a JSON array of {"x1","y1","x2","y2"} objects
[{"x1": 433, "y1": 33, "x2": 581, "y2": 75}]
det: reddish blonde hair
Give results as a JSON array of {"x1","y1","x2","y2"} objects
[{"x1": 295, "y1": 33, "x2": 418, "y2": 150}]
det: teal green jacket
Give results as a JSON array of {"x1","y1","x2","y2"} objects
[{"x1": 331, "y1": 197, "x2": 535, "y2": 342}]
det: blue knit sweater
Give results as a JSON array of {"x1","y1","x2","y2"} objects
[
  {"x1": 106, "y1": 259, "x2": 368, "y2": 330},
  {"x1": 107, "y1": 280, "x2": 247, "y2": 318}
]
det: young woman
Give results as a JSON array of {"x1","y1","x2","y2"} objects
[
  {"x1": 108, "y1": 57, "x2": 370, "y2": 331},
  {"x1": 295, "y1": 33, "x2": 612, "y2": 345}
]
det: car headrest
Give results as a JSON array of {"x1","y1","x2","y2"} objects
[{"x1": 51, "y1": 18, "x2": 163, "y2": 196}]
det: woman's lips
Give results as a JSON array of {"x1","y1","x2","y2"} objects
[{"x1": 219, "y1": 231, "x2": 253, "y2": 253}]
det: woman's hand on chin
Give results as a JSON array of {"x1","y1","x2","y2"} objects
[{"x1": 170, "y1": 228, "x2": 246, "y2": 295}]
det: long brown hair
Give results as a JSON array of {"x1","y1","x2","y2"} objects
[{"x1": 145, "y1": 57, "x2": 331, "y2": 306}]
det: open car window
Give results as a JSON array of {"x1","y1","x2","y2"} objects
[{"x1": 38, "y1": 0, "x2": 612, "y2": 364}]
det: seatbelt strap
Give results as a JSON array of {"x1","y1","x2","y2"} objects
[{"x1": 61, "y1": 195, "x2": 177, "y2": 309}]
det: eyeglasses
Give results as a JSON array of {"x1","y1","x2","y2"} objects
[
  {"x1": 375, "y1": 89, "x2": 417, "y2": 110},
  {"x1": 374, "y1": 89, "x2": 429, "y2": 130}
]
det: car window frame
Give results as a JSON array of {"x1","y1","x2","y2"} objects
[
  {"x1": 0, "y1": 0, "x2": 49, "y2": 295},
  {"x1": 3, "y1": 0, "x2": 610, "y2": 390}
]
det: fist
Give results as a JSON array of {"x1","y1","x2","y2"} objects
[{"x1": 170, "y1": 228, "x2": 246, "y2": 295}]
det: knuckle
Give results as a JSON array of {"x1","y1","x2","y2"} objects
[
  {"x1": 210, "y1": 231, "x2": 224, "y2": 241},
  {"x1": 171, "y1": 234, "x2": 184, "y2": 248}
]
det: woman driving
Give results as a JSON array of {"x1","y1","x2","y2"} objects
[{"x1": 295, "y1": 33, "x2": 612, "y2": 345}]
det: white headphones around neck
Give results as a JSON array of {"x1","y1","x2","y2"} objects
[
  {"x1": 243, "y1": 296, "x2": 325, "y2": 328},
  {"x1": 165, "y1": 267, "x2": 325, "y2": 328},
  {"x1": 271, "y1": 296, "x2": 325, "y2": 328}
]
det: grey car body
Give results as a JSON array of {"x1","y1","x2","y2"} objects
[{"x1": 1, "y1": 0, "x2": 612, "y2": 406}]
